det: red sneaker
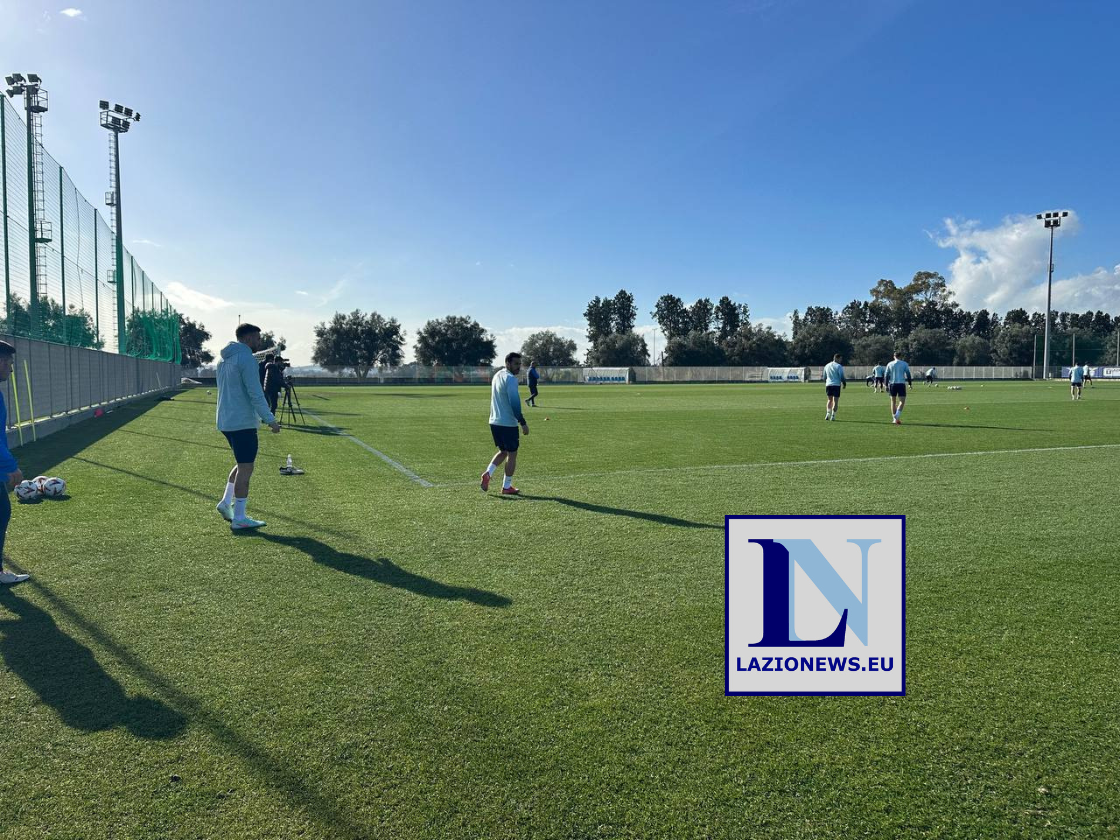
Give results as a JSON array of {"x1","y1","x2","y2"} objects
[
  {"x1": 501, "y1": 486, "x2": 520, "y2": 495},
  {"x1": 893, "y1": 417, "x2": 901, "y2": 425},
  {"x1": 480, "y1": 471, "x2": 491, "y2": 492}
]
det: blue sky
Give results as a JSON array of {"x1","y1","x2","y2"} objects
[{"x1": 4, "y1": 0, "x2": 1118, "y2": 364}]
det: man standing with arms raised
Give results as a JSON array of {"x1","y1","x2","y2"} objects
[
  {"x1": 216, "y1": 323, "x2": 281, "y2": 531},
  {"x1": 481, "y1": 352, "x2": 529, "y2": 495},
  {"x1": 885, "y1": 350, "x2": 913, "y2": 425}
]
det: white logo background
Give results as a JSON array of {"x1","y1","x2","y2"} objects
[{"x1": 726, "y1": 517, "x2": 905, "y2": 695}]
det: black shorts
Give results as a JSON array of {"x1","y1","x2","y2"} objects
[
  {"x1": 889, "y1": 384, "x2": 908, "y2": 398},
  {"x1": 529, "y1": 382, "x2": 539, "y2": 396},
  {"x1": 825, "y1": 385, "x2": 841, "y2": 398},
  {"x1": 222, "y1": 428, "x2": 260, "y2": 463},
  {"x1": 490, "y1": 424, "x2": 519, "y2": 452},
  {"x1": 874, "y1": 377, "x2": 885, "y2": 386}
]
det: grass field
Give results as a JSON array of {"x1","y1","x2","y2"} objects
[{"x1": 3, "y1": 380, "x2": 1120, "y2": 839}]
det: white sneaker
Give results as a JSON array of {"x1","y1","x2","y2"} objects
[
  {"x1": 216, "y1": 501, "x2": 234, "y2": 522},
  {"x1": 0, "y1": 571, "x2": 30, "y2": 585},
  {"x1": 230, "y1": 516, "x2": 266, "y2": 532}
]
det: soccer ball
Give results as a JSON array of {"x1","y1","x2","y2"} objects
[
  {"x1": 14, "y1": 480, "x2": 40, "y2": 502},
  {"x1": 41, "y1": 477, "x2": 66, "y2": 497},
  {"x1": 32, "y1": 475, "x2": 50, "y2": 493}
]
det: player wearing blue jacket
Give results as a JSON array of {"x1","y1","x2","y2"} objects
[
  {"x1": 481, "y1": 352, "x2": 529, "y2": 495},
  {"x1": 0, "y1": 341, "x2": 29, "y2": 585},
  {"x1": 215, "y1": 323, "x2": 281, "y2": 531}
]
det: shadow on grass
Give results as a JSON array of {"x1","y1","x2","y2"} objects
[
  {"x1": 69, "y1": 456, "x2": 357, "y2": 542},
  {"x1": 3, "y1": 568, "x2": 374, "y2": 840},
  {"x1": 117, "y1": 427, "x2": 234, "y2": 452},
  {"x1": 256, "y1": 534, "x2": 512, "y2": 608},
  {"x1": 500, "y1": 494, "x2": 721, "y2": 530},
  {"x1": 0, "y1": 589, "x2": 186, "y2": 739},
  {"x1": 282, "y1": 423, "x2": 347, "y2": 436},
  {"x1": 837, "y1": 419, "x2": 1048, "y2": 432}
]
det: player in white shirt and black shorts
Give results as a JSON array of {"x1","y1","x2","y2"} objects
[
  {"x1": 885, "y1": 350, "x2": 913, "y2": 425},
  {"x1": 822, "y1": 354, "x2": 846, "y2": 421}
]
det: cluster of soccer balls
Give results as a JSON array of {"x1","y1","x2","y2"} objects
[{"x1": 15, "y1": 475, "x2": 66, "y2": 502}]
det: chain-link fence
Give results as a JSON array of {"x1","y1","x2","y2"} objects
[{"x1": 1, "y1": 97, "x2": 179, "y2": 361}]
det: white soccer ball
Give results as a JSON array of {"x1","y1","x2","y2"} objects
[
  {"x1": 14, "y1": 480, "x2": 40, "y2": 502},
  {"x1": 41, "y1": 476, "x2": 66, "y2": 497},
  {"x1": 32, "y1": 475, "x2": 50, "y2": 493}
]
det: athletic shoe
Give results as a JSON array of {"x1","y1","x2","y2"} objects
[
  {"x1": 216, "y1": 501, "x2": 234, "y2": 522},
  {"x1": 893, "y1": 418, "x2": 901, "y2": 425},
  {"x1": 501, "y1": 486, "x2": 520, "y2": 495},
  {"x1": 230, "y1": 516, "x2": 266, "y2": 532},
  {"x1": 480, "y1": 471, "x2": 491, "y2": 492},
  {"x1": 0, "y1": 571, "x2": 30, "y2": 585}
]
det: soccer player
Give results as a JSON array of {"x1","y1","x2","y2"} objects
[
  {"x1": 925, "y1": 366, "x2": 937, "y2": 386},
  {"x1": 527, "y1": 360, "x2": 540, "y2": 407},
  {"x1": 885, "y1": 350, "x2": 913, "y2": 424},
  {"x1": 481, "y1": 352, "x2": 529, "y2": 495},
  {"x1": 216, "y1": 323, "x2": 281, "y2": 531},
  {"x1": 873, "y1": 361, "x2": 886, "y2": 393},
  {"x1": 0, "y1": 341, "x2": 29, "y2": 585},
  {"x1": 1083, "y1": 362, "x2": 1093, "y2": 388},
  {"x1": 823, "y1": 353, "x2": 846, "y2": 421},
  {"x1": 1070, "y1": 362, "x2": 1084, "y2": 400}
]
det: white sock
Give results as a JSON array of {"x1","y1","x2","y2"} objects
[
  {"x1": 502, "y1": 475, "x2": 513, "y2": 489},
  {"x1": 486, "y1": 463, "x2": 496, "y2": 476},
  {"x1": 221, "y1": 482, "x2": 236, "y2": 506},
  {"x1": 234, "y1": 498, "x2": 248, "y2": 519}
]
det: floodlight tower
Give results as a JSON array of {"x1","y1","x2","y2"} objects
[
  {"x1": 99, "y1": 100, "x2": 141, "y2": 353},
  {"x1": 4, "y1": 72, "x2": 51, "y2": 332},
  {"x1": 1036, "y1": 210, "x2": 1068, "y2": 379}
]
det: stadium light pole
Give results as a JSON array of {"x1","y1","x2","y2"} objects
[
  {"x1": 99, "y1": 100, "x2": 141, "y2": 353},
  {"x1": 1036, "y1": 211, "x2": 1068, "y2": 379},
  {"x1": 5, "y1": 72, "x2": 51, "y2": 333}
]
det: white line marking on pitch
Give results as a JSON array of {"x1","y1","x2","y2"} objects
[
  {"x1": 429, "y1": 442, "x2": 1120, "y2": 488},
  {"x1": 305, "y1": 411, "x2": 433, "y2": 487}
]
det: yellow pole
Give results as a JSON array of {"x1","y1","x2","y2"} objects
[
  {"x1": 22, "y1": 359, "x2": 36, "y2": 442},
  {"x1": 10, "y1": 364, "x2": 24, "y2": 446}
]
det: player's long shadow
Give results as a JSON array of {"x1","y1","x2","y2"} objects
[
  {"x1": 256, "y1": 534, "x2": 512, "y2": 607},
  {"x1": 0, "y1": 590, "x2": 186, "y2": 739},
  {"x1": 282, "y1": 422, "x2": 348, "y2": 436},
  {"x1": 503, "y1": 494, "x2": 721, "y2": 530},
  {"x1": 68, "y1": 455, "x2": 357, "y2": 542},
  {"x1": 840, "y1": 419, "x2": 1047, "y2": 432},
  {"x1": 117, "y1": 427, "x2": 234, "y2": 452},
  {"x1": 5, "y1": 568, "x2": 374, "y2": 840}
]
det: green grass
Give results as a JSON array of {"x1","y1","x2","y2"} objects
[{"x1": 2, "y1": 380, "x2": 1120, "y2": 839}]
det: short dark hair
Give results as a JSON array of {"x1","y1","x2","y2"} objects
[
  {"x1": 894, "y1": 349, "x2": 904, "y2": 358},
  {"x1": 265, "y1": 353, "x2": 275, "y2": 362},
  {"x1": 505, "y1": 352, "x2": 522, "y2": 366},
  {"x1": 833, "y1": 353, "x2": 842, "y2": 362},
  {"x1": 236, "y1": 323, "x2": 261, "y2": 339},
  {"x1": 0, "y1": 340, "x2": 14, "y2": 358}
]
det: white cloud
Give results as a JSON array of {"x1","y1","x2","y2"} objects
[
  {"x1": 935, "y1": 212, "x2": 1120, "y2": 314},
  {"x1": 491, "y1": 325, "x2": 587, "y2": 363},
  {"x1": 295, "y1": 290, "x2": 310, "y2": 296},
  {"x1": 164, "y1": 281, "x2": 233, "y2": 313},
  {"x1": 59, "y1": 7, "x2": 84, "y2": 18},
  {"x1": 131, "y1": 238, "x2": 161, "y2": 247},
  {"x1": 754, "y1": 314, "x2": 793, "y2": 337}
]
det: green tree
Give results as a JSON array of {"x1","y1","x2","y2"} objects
[
  {"x1": 179, "y1": 315, "x2": 213, "y2": 367},
  {"x1": 723, "y1": 324, "x2": 790, "y2": 366},
  {"x1": 258, "y1": 331, "x2": 287, "y2": 354},
  {"x1": 850, "y1": 334, "x2": 896, "y2": 365},
  {"x1": 689, "y1": 298, "x2": 715, "y2": 333},
  {"x1": 714, "y1": 296, "x2": 747, "y2": 342},
  {"x1": 953, "y1": 335, "x2": 992, "y2": 365},
  {"x1": 413, "y1": 315, "x2": 495, "y2": 367},
  {"x1": 584, "y1": 296, "x2": 615, "y2": 347},
  {"x1": 313, "y1": 309, "x2": 408, "y2": 378},
  {"x1": 663, "y1": 330, "x2": 724, "y2": 366},
  {"x1": 991, "y1": 323, "x2": 1035, "y2": 365},
  {"x1": 907, "y1": 327, "x2": 955, "y2": 365},
  {"x1": 519, "y1": 330, "x2": 578, "y2": 366},
  {"x1": 611, "y1": 289, "x2": 637, "y2": 334},
  {"x1": 651, "y1": 294, "x2": 689, "y2": 341},
  {"x1": 586, "y1": 332, "x2": 649, "y2": 366},
  {"x1": 789, "y1": 323, "x2": 852, "y2": 366}
]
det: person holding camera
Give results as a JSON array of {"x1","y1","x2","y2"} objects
[
  {"x1": 216, "y1": 323, "x2": 280, "y2": 532},
  {"x1": 263, "y1": 355, "x2": 284, "y2": 415}
]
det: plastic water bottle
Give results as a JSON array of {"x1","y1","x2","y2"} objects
[{"x1": 286, "y1": 454, "x2": 293, "y2": 469}]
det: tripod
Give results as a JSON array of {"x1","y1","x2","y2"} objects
[{"x1": 279, "y1": 378, "x2": 305, "y2": 425}]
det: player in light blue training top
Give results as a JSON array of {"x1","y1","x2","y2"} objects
[
  {"x1": 822, "y1": 354, "x2": 846, "y2": 421},
  {"x1": 885, "y1": 350, "x2": 913, "y2": 424},
  {"x1": 1070, "y1": 362, "x2": 1084, "y2": 400},
  {"x1": 872, "y1": 362, "x2": 887, "y2": 392},
  {"x1": 481, "y1": 352, "x2": 530, "y2": 494}
]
